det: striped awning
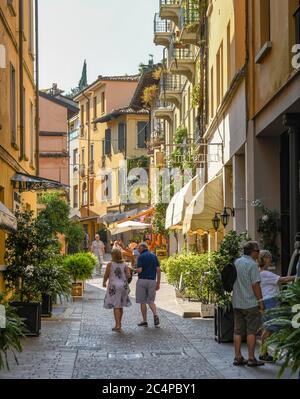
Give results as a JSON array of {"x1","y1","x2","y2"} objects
[{"x1": 0, "y1": 202, "x2": 17, "y2": 232}]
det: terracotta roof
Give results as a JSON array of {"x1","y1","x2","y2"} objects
[
  {"x1": 73, "y1": 74, "x2": 140, "y2": 100},
  {"x1": 94, "y1": 106, "x2": 149, "y2": 124},
  {"x1": 130, "y1": 64, "x2": 162, "y2": 109}
]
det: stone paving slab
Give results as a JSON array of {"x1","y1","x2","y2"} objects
[{"x1": 0, "y1": 267, "x2": 297, "y2": 380}]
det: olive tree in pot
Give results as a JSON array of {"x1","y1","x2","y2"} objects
[
  {"x1": 4, "y1": 210, "x2": 60, "y2": 336},
  {"x1": 35, "y1": 256, "x2": 72, "y2": 317},
  {"x1": 63, "y1": 253, "x2": 96, "y2": 298}
]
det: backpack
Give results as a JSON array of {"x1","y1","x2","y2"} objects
[{"x1": 221, "y1": 262, "x2": 237, "y2": 293}]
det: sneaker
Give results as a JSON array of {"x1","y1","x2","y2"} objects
[
  {"x1": 154, "y1": 315, "x2": 160, "y2": 327},
  {"x1": 137, "y1": 322, "x2": 148, "y2": 327},
  {"x1": 259, "y1": 354, "x2": 274, "y2": 363}
]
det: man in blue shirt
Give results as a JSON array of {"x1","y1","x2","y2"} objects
[{"x1": 135, "y1": 242, "x2": 161, "y2": 327}]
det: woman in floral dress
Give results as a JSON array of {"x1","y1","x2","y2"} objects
[{"x1": 103, "y1": 249, "x2": 132, "y2": 332}]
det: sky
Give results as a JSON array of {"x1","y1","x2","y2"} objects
[{"x1": 39, "y1": 0, "x2": 163, "y2": 93}]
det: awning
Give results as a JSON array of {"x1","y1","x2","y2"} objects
[
  {"x1": 183, "y1": 173, "x2": 223, "y2": 235},
  {"x1": 115, "y1": 207, "x2": 154, "y2": 225},
  {"x1": 98, "y1": 209, "x2": 139, "y2": 225},
  {"x1": 0, "y1": 202, "x2": 17, "y2": 232},
  {"x1": 12, "y1": 173, "x2": 69, "y2": 192},
  {"x1": 165, "y1": 175, "x2": 200, "y2": 230},
  {"x1": 110, "y1": 221, "x2": 151, "y2": 235}
]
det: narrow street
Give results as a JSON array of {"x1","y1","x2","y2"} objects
[{"x1": 0, "y1": 261, "x2": 295, "y2": 380}]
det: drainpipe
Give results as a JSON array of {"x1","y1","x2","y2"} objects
[
  {"x1": 35, "y1": 0, "x2": 40, "y2": 176},
  {"x1": 19, "y1": 0, "x2": 24, "y2": 160}
]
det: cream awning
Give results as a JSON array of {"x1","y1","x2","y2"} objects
[
  {"x1": 165, "y1": 175, "x2": 200, "y2": 230},
  {"x1": 110, "y1": 221, "x2": 151, "y2": 235},
  {"x1": 182, "y1": 173, "x2": 223, "y2": 235},
  {"x1": 0, "y1": 202, "x2": 17, "y2": 232}
]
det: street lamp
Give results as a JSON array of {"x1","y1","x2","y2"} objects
[
  {"x1": 220, "y1": 207, "x2": 235, "y2": 228},
  {"x1": 212, "y1": 213, "x2": 221, "y2": 231}
]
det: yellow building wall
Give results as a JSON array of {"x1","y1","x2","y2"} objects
[{"x1": 0, "y1": 1, "x2": 37, "y2": 293}]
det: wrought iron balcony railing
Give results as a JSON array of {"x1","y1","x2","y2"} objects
[
  {"x1": 179, "y1": 1, "x2": 200, "y2": 30},
  {"x1": 160, "y1": 0, "x2": 180, "y2": 5},
  {"x1": 168, "y1": 42, "x2": 195, "y2": 66},
  {"x1": 154, "y1": 13, "x2": 172, "y2": 33},
  {"x1": 155, "y1": 100, "x2": 174, "y2": 110},
  {"x1": 160, "y1": 74, "x2": 184, "y2": 92}
]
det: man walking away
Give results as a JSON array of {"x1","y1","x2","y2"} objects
[
  {"x1": 135, "y1": 242, "x2": 161, "y2": 327},
  {"x1": 91, "y1": 234, "x2": 105, "y2": 275},
  {"x1": 233, "y1": 241, "x2": 265, "y2": 367}
]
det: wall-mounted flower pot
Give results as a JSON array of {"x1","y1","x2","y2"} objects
[
  {"x1": 41, "y1": 294, "x2": 52, "y2": 317},
  {"x1": 9, "y1": 302, "x2": 41, "y2": 337},
  {"x1": 72, "y1": 282, "x2": 83, "y2": 298}
]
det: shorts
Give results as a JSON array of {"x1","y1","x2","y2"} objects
[
  {"x1": 234, "y1": 307, "x2": 262, "y2": 336},
  {"x1": 136, "y1": 279, "x2": 157, "y2": 304},
  {"x1": 263, "y1": 297, "x2": 280, "y2": 333}
]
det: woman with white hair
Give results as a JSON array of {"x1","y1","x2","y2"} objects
[{"x1": 258, "y1": 250, "x2": 295, "y2": 362}]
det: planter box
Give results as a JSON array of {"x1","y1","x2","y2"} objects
[
  {"x1": 214, "y1": 305, "x2": 234, "y2": 343},
  {"x1": 41, "y1": 294, "x2": 52, "y2": 317},
  {"x1": 200, "y1": 303, "x2": 215, "y2": 318},
  {"x1": 9, "y1": 302, "x2": 41, "y2": 337},
  {"x1": 72, "y1": 282, "x2": 83, "y2": 298}
]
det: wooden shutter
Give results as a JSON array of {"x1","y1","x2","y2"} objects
[
  {"x1": 118, "y1": 123, "x2": 126, "y2": 151},
  {"x1": 105, "y1": 129, "x2": 111, "y2": 155}
]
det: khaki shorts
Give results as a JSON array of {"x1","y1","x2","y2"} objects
[
  {"x1": 234, "y1": 307, "x2": 262, "y2": 336},
  {"x1": 136, "y1": 279, "x2": 157, "y2": 304}
]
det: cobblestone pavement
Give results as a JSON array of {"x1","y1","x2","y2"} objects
[{"x1": 0, "y1": 264, "x2": 296, "y2": 380}]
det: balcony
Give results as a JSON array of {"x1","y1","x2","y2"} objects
[
  {"x1": 159, "y1": 74, "x2": 185, "y2": 107},
  {"x1": 168, "y1": 42, "x2": 196, "y2": 81},
  {"x1": 159, "y1": 0, "x2": 181, "y2": 26},
  {"x1": 179, "y1": 1, "x2": 200, "y2": 45},
  {"x1": 79, "y1": 165, "x2": 86, "y2": 178},
  {"x1": 154, "y1": 13, "x2": 172, "y2": 46},
  {"x1": 154, "y1": 101, "x2": 174, "y2": 123}
]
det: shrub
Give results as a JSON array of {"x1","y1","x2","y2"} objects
[{"x1": 63, "y1": 253, "x2": 96, "y2": 283}]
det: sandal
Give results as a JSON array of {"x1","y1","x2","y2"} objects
[
  {"x1": 247, "y1": 358, "x2": 265, "y2": 367},
  {"x1": 233, "y1": 357, "x2": 247, "y2": 366},
  {"x1": 137, "y1": 322, "x2": 148, "y2": 327},
  {"x1": 112, "y1": 327, "x2": 122, "y2": 332}
]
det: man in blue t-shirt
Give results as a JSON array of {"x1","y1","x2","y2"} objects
[{"x1": 135, "y1": 242, "x2": 161, "y2": 327}]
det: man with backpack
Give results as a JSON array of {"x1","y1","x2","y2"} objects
[{"x1": 232, "y1": 241, "x2": 265, "y2": 367}]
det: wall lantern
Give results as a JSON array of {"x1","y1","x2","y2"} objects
[
  {"x1": 212, "y1": 213, "x2": 221, "y2": 231},
  {"x1": 220, "y1": 207, "x2": 235, "y2": 228}
]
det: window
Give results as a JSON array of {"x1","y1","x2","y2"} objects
[
  {"x1": 216, "y1": 42, "x2": 223, "y2": 108},
  {"x1": 10, "y1": 63, "x2": 16, "y2": 145},
  {"x1": 259, "y1": 0, "x2": 271, "y2": 47},
  {"x1": 103, "y1": 174, "x2": 112, "y2": 201},
  {"x1": 93, "y1": 96, "x2": 97, "y2": 129},
  {"x1": 29, "y1": 0, "x2": 34, "y2": 56},
  {"x1": 118, "y1": 123, "x2": 126, "y2": 152},
  {"x1": 227, "y1": 21, "x2": 231, "y2": 88},
  {"x1": 29, "y1": 100, "x2": 34, "y2": 165},
  {"x1": 21, "y1": 87, "x2": 26, "y2": 159},
  {"x1": 73, "y1": 185, "x2": 78, "y2": 208},
  {"x1": 90, "y1": 144, "x2": 94, "y2": 173},
  {"x1": 80, "y1": 104, "x2": 84, "y2": 136},
  {"x1": 90, "y1": 179, "x2": 94, "y2": 204},
  {"x1": 101, "y1": 91, "x2": 105, "y2": 114},
  {"x1": 73, "y1": 148, "x2": 78, "y2": 165},
  {"x1": 82, "y1": 182, "x2": 88, "y2": 206},
  {"x1": 81, "y1": 148, "x2": 85, "y2": 164},
  {"x1": 210, "y1": 66, "x2": 214, "y2": 118},
  {"x1": 86, "y1": 101, "x2": 90, "y2": 125},
  {"x1": 137, "y1": 121, "x2": 149, "y2": 149},
  {"x1": 105, "y1": 129, "x2": 111, "y2": 155}
]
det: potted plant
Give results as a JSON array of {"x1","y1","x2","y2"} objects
[
  {"x1": 35, "y1": 256, "x2": 72, "y2": 317},
  {"x1": 4, "y1": 210, "x2": 60, "y2": 336},
  {"x1": 0, "y1": 293, "x2": 26, "y2": 370},
  {"x1": 210, "y1": 231, "x2": 248, "y2": 343},
  {"x1": 262, "y1": 279, "x2": 300, "y2": 378},
  {"x1": 63, "y1": 253, "x2": 96, "y2": 298}
]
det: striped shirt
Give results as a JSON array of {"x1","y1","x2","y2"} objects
[{"x1": 232, "y1": 255, "x2": 261, "y2": 310}]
